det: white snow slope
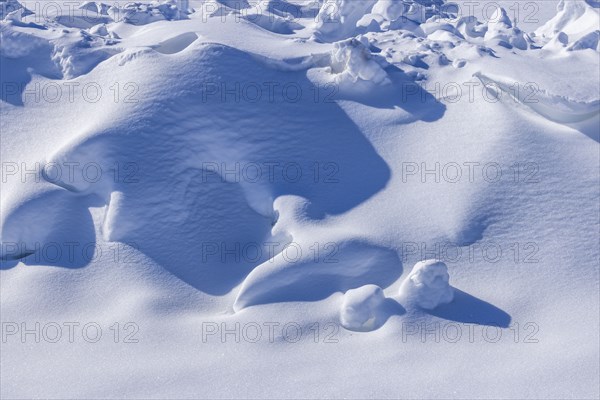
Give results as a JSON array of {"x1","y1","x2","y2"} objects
[{"x1": 1, "y1": 0, "x2": 599, "y2": 398}]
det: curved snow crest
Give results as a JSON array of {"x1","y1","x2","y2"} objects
[
  {"x1": 398, "y1": 259, "x2": 453, "y2": 310},
  {"x1": 233, "y1": 238, "x2": 401, "y2": 311},
  {"x1": 474, "y1": 72, "x2": 600, "y2": 124},
  {"x1": 42, "y1": 133, "x2": 118, "y2": 195},
  {"x1": 154, "y1": 32, "x2": 200, "y2": 54}
]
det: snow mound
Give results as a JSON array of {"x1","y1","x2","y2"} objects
[
  {"x1": 534, "y1": 0, "x2": 600, "y2": 49},
  {"x1": 340, "y1": 285, "x2": 386, "y2": 331},
  {"x1": 329, "y1": 37, "x2": 390, "y2": 85},
  {"x1": 398, "y1": 260, "x2": 454, "y2": 310},
  {"x1": 483, "y1": 7, "x2": 531, "y2": 50}
]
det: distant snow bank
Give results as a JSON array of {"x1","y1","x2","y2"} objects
[
  {"x1": 534, "y1": 0, "x2": 600, "y2": 50},
  {"x1": 72, "y1": 0, "x2": 191, "y2": 25}
]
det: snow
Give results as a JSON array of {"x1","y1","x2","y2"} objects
[
  {"x1": 569, "y1": 29, "x2": 600, "y2": 50},
  {"x1": 106, "y1": 0, "x2": 190, "y2": 25},
  {"x1": 535, "y1": 0, "x2": 600, "y2": 44},
  {"x1": 340, "y1": 284, "x2": 386, "y2": 331},
  {"x1": 313, "y1": 0, "x2": 378, "y2": 41},
  {"x1": 0, "y1": 0, "x2": 32, "y2": 20},
  {"x1": 1, "y1": 0, "x2": 599, "y2": 398},
  {"x1": 329, "y1": 36, "x2": 390, "y2": 85},
  {"x1": 398, "y1": 259, "x2": 454, "y2": 310},
  {"x1": 483, "y1": 7, "x2": 531, "y2": 49}
]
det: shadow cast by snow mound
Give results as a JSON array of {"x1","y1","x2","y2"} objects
[
  {"x1": 0, "y1": 190, "x2": 98, "y2": 269},
  {"x1": 0, "y1": 29, "x2": 62, "y2": 106},
  {"x1": 334, "y1": 65, "x2": 447, "y2": 123},
  {"x1": 154, "y1": 32, "x2": 199, "y2": 54},
  {"x1": 428, "y1": 288, "x2": 511, "y2": 327}
]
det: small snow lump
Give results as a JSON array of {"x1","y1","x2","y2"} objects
[
  {"x1": 340, "y1": 284, "x2": 386, "y2": 331},
  {"x1": 398, "y1": 260, "x2": 454, "y2": 310}
]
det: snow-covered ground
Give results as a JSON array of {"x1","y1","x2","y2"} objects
[{"x1": 1, "y1": 0, "x2": 599, "y2": 398}]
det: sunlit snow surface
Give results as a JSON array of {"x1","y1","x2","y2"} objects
[{"x1": 1, "y1": 0, "x2": 599, "y2": 398}]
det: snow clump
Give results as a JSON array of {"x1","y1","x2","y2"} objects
[
  {"x1": 398, "y1": 259, "x2": 454, "y2": 310},
  {"x1": 340, "y1": 284, "x2": 386, "y2": 331},
  {"x1": 329, "y1": 36, "x2": 390, "y2": 85}
]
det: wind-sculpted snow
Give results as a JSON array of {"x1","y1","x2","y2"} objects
[
  {"x1": 2, "y1": 0, "x2": 598, "y2": 290},
  {"x1": 1, "y1": 41, "x2": 393, "y2": 289},
  {"x1": 474, "y1": 71, "x2": 600, "y2": 141},
  {"x1": 1, "y1": 1, "x2": 600, "y2": 397},
  {"x1": 234, "y1": 235, "x2": 402, "y2": 310}
]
